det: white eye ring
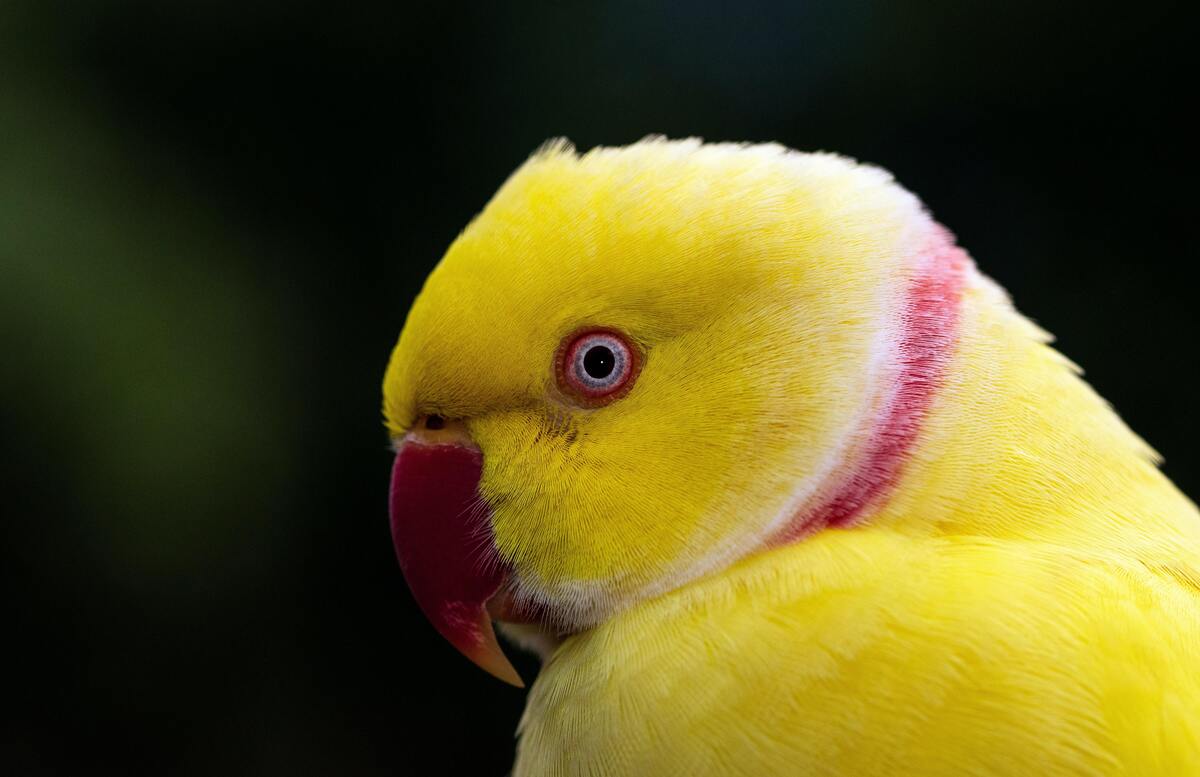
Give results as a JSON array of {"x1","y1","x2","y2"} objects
[{"x1": 556, "y1": 329, "x2": 639, "y2": 405}]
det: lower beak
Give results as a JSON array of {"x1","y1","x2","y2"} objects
[{"x1": 388, "y1": 420, "x2": 523, "y2": 687}]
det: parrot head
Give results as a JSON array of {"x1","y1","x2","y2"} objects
[{"x1": 383, "y1": 138, "x2": 966, "y2": 684}]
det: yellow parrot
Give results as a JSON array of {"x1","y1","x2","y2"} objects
[{"x1": 383, "y1": 138, "x2": 1200, "y2": 776}]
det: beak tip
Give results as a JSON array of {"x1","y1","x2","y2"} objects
[
  {"x1": 464, "y1": 613, "x2": 525, "y2": 688},
  {"x1": 481, "y1": 655, "x2": 525, "y2": 688}
]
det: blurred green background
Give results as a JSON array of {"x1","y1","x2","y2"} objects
[{"x1": 2, "y1": 1, "x2": 1194, "y2": 774}]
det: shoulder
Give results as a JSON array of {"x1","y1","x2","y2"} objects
[{"x1": 516, "y1": 530, "x2": 1200, "y2": 776}]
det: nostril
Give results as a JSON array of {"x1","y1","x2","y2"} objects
[{"x1": 424, "y1": 414, "x2": 446, "y2": 430}]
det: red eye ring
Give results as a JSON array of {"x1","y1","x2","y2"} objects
[{"x1": 555, "y1": 328, "x2": 641, "y2": 406}]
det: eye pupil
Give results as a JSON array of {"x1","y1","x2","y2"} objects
[
  {"x1": 582, "y1": 345, "x2": 615, "y2": 379},
  {"x1": 557, "y1": 329, "x2": 638, "y2": 404}
]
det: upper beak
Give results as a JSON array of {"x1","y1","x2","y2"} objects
[{"x1": 388, "y1": 417, "x2": 523, "y2": 687}]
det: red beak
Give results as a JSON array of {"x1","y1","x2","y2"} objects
[{"x1": 389, "y1": 423, "x2": 523, "y2": 686}]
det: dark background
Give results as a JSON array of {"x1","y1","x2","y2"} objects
[{"x1": 2, "y1": 1, "x2": 1195, "y2": 774}]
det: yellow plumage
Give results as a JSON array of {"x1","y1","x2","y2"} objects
[
  {"x1": 382, "y1": 138, "x2": 1200, "y2": 775},
  {"x1": 523, "y1": 532, "x2": 1200, "y2": 775}
]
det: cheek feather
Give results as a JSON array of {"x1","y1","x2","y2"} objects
[{"x1": 770, "y1": 224, "x2": 968, "y2": 545}]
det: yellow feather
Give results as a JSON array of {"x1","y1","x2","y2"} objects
[{"x1": 518, "y1": 531, "x2": 1200, "y2": 775}]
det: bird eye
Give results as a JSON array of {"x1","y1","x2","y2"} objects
[{"x1": 556, "y1": 329, "x2": 640, "y2": 405}]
